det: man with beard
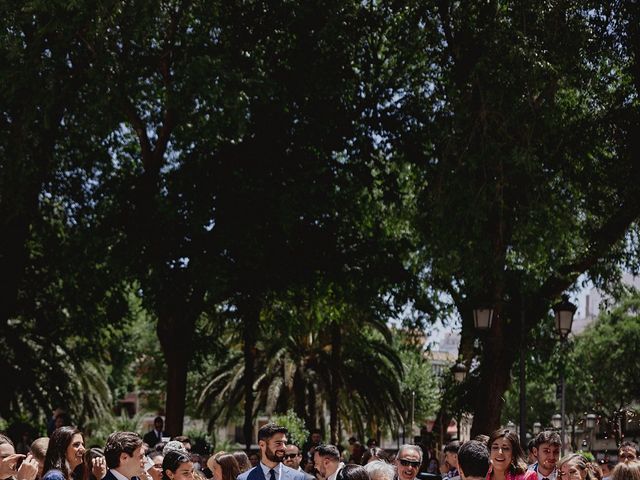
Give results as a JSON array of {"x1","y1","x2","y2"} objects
[
  {"x1": 313, "y1": 445, "x2": 343, "y2": 480},
  {"x1": 283, "y1": 445, "x2": 314, "y2": 480},
  {"x1": 238, "y1": 424, "x2": 307, "y2": 480}
]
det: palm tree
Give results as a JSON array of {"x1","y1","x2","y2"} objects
[{"x1": 198, "y1": 290, "x2": 406, "y2": 443}]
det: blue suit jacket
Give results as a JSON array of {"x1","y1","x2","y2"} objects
[{"x1": 238, "y1": 464, "x2": 308, "y2": 480}]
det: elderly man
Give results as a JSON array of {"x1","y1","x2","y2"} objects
[
  {"x1": 238, "y1": 424, "x2": 307, "y2": 480},
  {"x1": 395, "y1": 445, "x2": 423, "y2": 480}
]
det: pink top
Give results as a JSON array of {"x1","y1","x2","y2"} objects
[{"x1": 487, "y1": 469, "x2": 537, "y2": 480}]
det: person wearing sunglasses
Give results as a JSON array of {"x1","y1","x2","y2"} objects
[
  {"x1": 394, "y1": 445, "x2": 423, "y2": 480},
  {"x1": 283, "y1": 447, "x2": 313, "y2": 480}
]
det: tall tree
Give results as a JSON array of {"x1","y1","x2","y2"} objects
[{"x1": 379, "y1": 1, "x2": 640, "y2": 434}]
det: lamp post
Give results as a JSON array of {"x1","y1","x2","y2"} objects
[
  {"x1": 553, "y1": 294, "x2": 577, "y2": 456},
  {"x1": 473, "y1": 303, "x2": 527, "y2": 446},
  {"x1": 533, "y1": 422, "x2": 541, "y2": 435},
  {"x1": 585, "y1": 413, "x2": 597, "y2": 452},
  {"x1": 452, "y1": 361, "x2": 467, "y2": 440},
  {"x1": 473, "y1": 307, "x2": 494, "y2": 330},
  {"x1": 453, "y1": 360, "x2": 468, "y2": 384}
]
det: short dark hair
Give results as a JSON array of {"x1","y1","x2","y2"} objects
[
  {"x1": 154, "y1": 417, "x2": 164, "y2": 424},
  {"x1": 444, "y1": 441, "x2": 461, "y2": 454},
  {"x1": 458, "y1": 440, "x2": 490, "y2": 478},
  {"x1": 104, "y1": 431, "x2": 143, "y2": 469},
  {"x1": 534, "y1": 431, "x2": 561, "y2": 449},
  {"x1": 620, "y1": 441, "x2": 639, "y2": 455},
  {"x1": 315, "y1": 444, "x2": 340, "y2": 461},
  {"x1": 257, "y1": 423, "x2": 288, "y2": 443},
  {"x1": 337, "y1": 465, "x2": 369, "y2": 480}
]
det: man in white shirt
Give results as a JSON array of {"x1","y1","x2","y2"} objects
[
  {"x1": 238, "y1": 424, "x2": 306, "y2": 480},
  {"x1": 103, "y1": 432, "x2": 146, "y2": 480},
  {"x1": 528, "y1": 431, "x2": 561, "y2": 480},
  {"x1": 313, "y1": 445, "x2": 343, "y2": 480}
]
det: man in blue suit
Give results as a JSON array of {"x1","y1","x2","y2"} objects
[
  {"x1": 238, "y1": 424, "x2": 308, "y2": 480},
  {"x1": 103, "y1": 432, "x2": 146, "y2": 480}
]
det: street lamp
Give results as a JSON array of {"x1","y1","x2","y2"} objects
[
  {"x1": 473, "y1": 301, "x2": 526, "y2": 447},
  {"x1": 551, "y1": 414, "x2": 562, "y2": 430},
  {"x1": 553, "y1": 294, "x2": 576, "y2": 455},
  {"x1": 533, "y1": 422, "x2": 542, "y2": 435},
  {"x1": 473, "y1": 307, "x2": 495, "y2": 330},
  {"x1": 554, "y1": 294, "x2": 577, "y2": 339},
  {"x1": 585, "y1": 413, "x2": 597, "y2": 430},
  {"x1": 452, "y1": 360, "x2": 468, "y2": 383},
  {"x1": 584, "y1": 413, "x2": 597, "y2": 452}
]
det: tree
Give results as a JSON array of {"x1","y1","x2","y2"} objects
[
  {"x1": 198, "y1": 287, "x2": 409, "y2": 446},
  {"x1": 378, "y1": 1, "x2": 640, "y2": 435},
  {"x1": 566, "y1": 294, "x2": 640, "y2": 445}
]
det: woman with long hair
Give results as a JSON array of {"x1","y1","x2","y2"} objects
[
  {"x1": 42, "y1": 427, "x2": 85, "y2": 480},
  {"x1": 206, "y1": 452, "x2": 239, "y2": 480},
  {"x1": 558, "y1": 455, "x2": 598, "y2": 480},
  {"x1": 487, "y1": 429, "x2": 535, "y2": 480},
  {"x1": 162, "y1": 451, "x2": 194, "y2": 480},
  {"x1": 231, "y1": 453, "x2": 250, "y2": 474}
]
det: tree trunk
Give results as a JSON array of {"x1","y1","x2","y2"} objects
[
  {"x1": 308, "y1": 383, "x2": 317, "y2": 431},
  {"x1": 329, "y1": 322, "x2": 341, "y2": 444},
  {"x1": 242, "y1": 297, "x2": 260, "y2": 451},
  {"x1": 293, "y1": 366, "x2": 307, "y2": 425},
  {"x1": 470, "y1": 318, "x2": 517, "y2": 437},
  {"x1": 157, "y1": 310, "x2": 196, "y2": 436}
]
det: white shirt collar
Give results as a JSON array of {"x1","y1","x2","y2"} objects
[
  {"x1": 109, "y1": 469, "x2": 131, "y2": 480},
  {"x1": 328, "y1": 463, "x2": 345, "y2": 480},
  {"x1": 260, "y1": 462, "x2": 283, "y2": 480}
]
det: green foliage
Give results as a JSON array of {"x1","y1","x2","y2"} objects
[
  {"x1": 396, "y1": 334, "x2": 441, "y2": 427},
  {"x1": 270, "y1": 410, "x2": 309, "y2": 448},
  {"x1": 566, "y1": 293, "x2": 640, "y2": 441},
  {"x1": 84, "y1": 411, "x2": 148, "y2": 448}
]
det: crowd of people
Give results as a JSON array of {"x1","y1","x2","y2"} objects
[{"x1": 2, "y1": 420, "x2": 640, "y2": 480}]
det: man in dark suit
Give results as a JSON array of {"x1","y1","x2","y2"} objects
[
  {"x1": 238, "y1": 424, "x2": 307, "y2": 480},
  {"x1": 103, "y1": 432, "x2": 146, "y2": 480},
  {"x1": 284, "y1": 445, "x2": 315, "y2": 480},
  {"x1": 143, "y1": 417, "x2": 168, "y2": 449}
]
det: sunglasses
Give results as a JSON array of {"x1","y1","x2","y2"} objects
[
  {"x1": 284, "y1": 454, "x2": 300, "y2": 460},
  {"x1": 399, "y1": 459, "x2": 421, "y2": 468}
]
